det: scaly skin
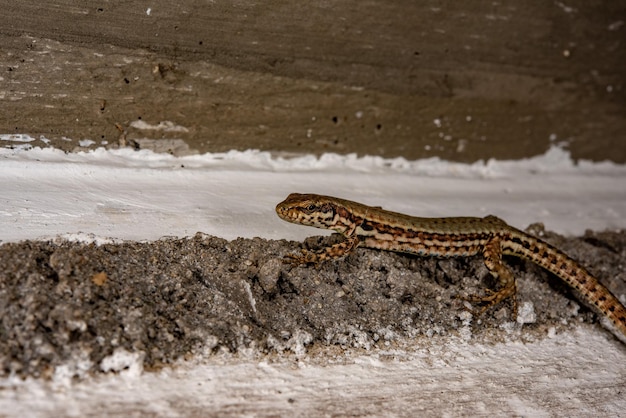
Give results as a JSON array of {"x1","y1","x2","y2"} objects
[{"x1": 276, "y1": 193, "x2": 626, "y2": 342}]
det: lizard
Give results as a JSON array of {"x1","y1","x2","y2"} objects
[{"x1": 275, "y1": 193, "x2": 626, "y2": 343}]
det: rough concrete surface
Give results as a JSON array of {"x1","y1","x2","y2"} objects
[
  {"x1": 1, "y1": 1, "x2": 625, "y2": 161},
  {"x1": 1, "y1": 227, "x2": 625, "y2": 379}
]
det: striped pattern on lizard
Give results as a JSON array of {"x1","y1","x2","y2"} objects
[{"x1": 275, "y1": 193, "x2": 626, "y2": 343}]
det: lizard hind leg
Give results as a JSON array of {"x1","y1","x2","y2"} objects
[{"x1": 462, "y1": 236, "x2": 518, "y2": 317}]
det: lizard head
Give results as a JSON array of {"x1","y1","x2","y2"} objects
[{"x1": 276, "y1": 193, "x2": 348, "y2": 232}]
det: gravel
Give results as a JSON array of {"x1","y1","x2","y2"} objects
[{"x1": 1, "y1": 227, "x2": 624, "y2": 379}]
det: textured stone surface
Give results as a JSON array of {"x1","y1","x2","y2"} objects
[
  {"x1": 1, "y1": 1, "x2": 625, "y2": 161},
  {"x1": 1, "y1": 229, "x2": 624, "y2": 378}
]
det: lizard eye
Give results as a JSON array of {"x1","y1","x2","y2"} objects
[{"x1": 306, "y1": 204, "x2": 317, "y2": 211}]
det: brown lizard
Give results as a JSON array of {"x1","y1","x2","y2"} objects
[{"x1": 276, "y1": 193, "x2": 626, "y2": 342}]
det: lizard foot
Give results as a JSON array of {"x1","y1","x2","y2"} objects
[
  {"x1": 457, "y1": 286, "x2": 518, "y2": 318},
  {"x1": 283, "y1": 249, "x2": 323, "y2": 267}
]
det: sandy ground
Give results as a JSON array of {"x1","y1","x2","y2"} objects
[
  {"x1": 1, "y1": 229, "x2": 626, "y2": 416},
  {"x1": 1, "y1": 1, "x2": 625, "y2": 161},
  {"x1": 2, "y1": 228, "x2": 626, "y2": 378}
]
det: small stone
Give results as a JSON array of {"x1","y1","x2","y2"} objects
[{"x1": 258, "y1": 259, "x2": 282, "y2": 293}]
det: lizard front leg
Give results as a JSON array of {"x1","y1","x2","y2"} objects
[{"x1": 285, "y1": 235, "x2": 360, "y2": 266}]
